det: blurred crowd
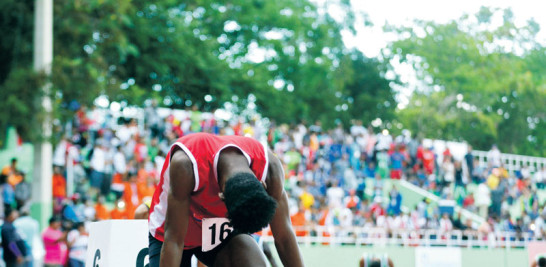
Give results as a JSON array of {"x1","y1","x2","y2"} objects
[
  {"x1": 270, "y1": 120, "x2": 546, "y2": 244},
  {"x1": 1, "y1": 102, "x2": 546, "y2": 265}
]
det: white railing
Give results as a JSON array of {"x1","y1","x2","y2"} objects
[
  {"x1": 262, "y1": 226, "x2": 537, "y2": 249},
  {"x1": 397, "y1": 180, "x2": 486, "y2": 228},
  {"x1": 473, "y1": 150, "x2": 546, "y2": 174}
]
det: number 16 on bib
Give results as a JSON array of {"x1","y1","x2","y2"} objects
[{"x1": 202, "y1": 218, "x2": 233, "y2": 252}]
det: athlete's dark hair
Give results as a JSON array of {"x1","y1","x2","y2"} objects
[
  {"x1": 539, "y1": 257, "x2": 546, "y2": 267},
  {"x1": 224, "y1": 172, "x2": 277, "y2": 234}
]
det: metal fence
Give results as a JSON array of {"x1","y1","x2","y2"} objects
[
  {"x1": 262, "y1": 226, "x2": 538, "y2": 249},
  {"x1": 473, "y1": 150, "x2": 546, "y2": 174}
]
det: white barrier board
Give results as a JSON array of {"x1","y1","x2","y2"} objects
[
  {"x1": 415, "y1": 247, "x2": 461, "y2": 267},
  {"x1": 86, "y1": 220, "x2": 149, "y2": 267}
]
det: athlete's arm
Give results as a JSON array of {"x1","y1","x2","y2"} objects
[
  {"x1": 134, "y1": 203, "x2": 150, "y2": 220},
  {"x1": 159, "y1": 149, "x2": 195, "y2": 267},
  {"x1": 266, "y1": 150, "x2": 305, "y2": 267}
]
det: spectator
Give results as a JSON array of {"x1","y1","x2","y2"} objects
[
  {"x1": 291, "y1": 204, "x2": 309, "y2": 237},
  {"x1": 343, "y1": 189, "x2": 360, "y2": 210},
  {"x1": 2, "y1": 176, "x2": 16, "y2": 209},
  {"x1": 441, "y1": 155, "x2": 455, "y2": 188},
  {"x1": 2, "y1": 158, "x2": 23, "y2": 188},
  {"x1": 111, "y1": 145, "x2": 127, "y2": 199},
  {"x1": 463, "y1": 192, "x2": 475, "y2": 210},
  {"x1": 2, "y1": 207, "x2": 28, "y2": 267},
  {"x1": 13, "y1": 205, "x2": 41, "y2": 267},
  {"x1": 363, "y1": 161, "x2": 376, "y2": 179},
  {"x1": 534, "y1": 167, "x2": 546, "y2": 189},
  {"x1": 464, "y1": 145, "x2": 474, "y2": 180},
  {"x1": 387, "y1": 186, "x2": 402, "y2": 216},
  {"x1": 326, "y1": 181, "x2": 344, "y2": 209},
  {"x1": 487, "y1": 144, "x2": 502, "y2": 167},
  {"x1": 42, "y1": 216, "x2": 67, "y2": 267},
  {"x1": 472, "y1": 158, "x2": 484, "y2": 183},
  {"x1": 533, "y1": 210, "x2": 546, "y2": 240},
  {"x1": 476, "y1": 182, "x2": 492, "y2": 218},
  {"x1": 144, "y1": 99, "x2": 161, "y2": 138},
  {"x1": 110, "y1": 199, "x2": 128, "y2": 220},
  {"x1": 376, "y1": 150, "x2": 389, "y2": 179},
  {"x1": 62, "y1": 195, "x2": 84, "y2": 223},
  {"x1": 389, "y1": 145, "x2": 405, "y2": 180},
  {"x1": 422, "y1": 147, "x2": 435, "y2": 175},
  {"x1": 123, "y1": 173, "x2": 141, "y2": 219},
  {"x1": 94, "y1": 196, "x2": 109, "y2": 221},
  {"x1": 487, "y1": 168, "x2": 501, "y2": 190},
  {"x1": 439, "y1": 213, "x2": 453, "y2": 234},
  {"x1": 13, "y1": 174, "x2": 31, "y2": 210},
  {"x1": 89, "y1": 139, "x2": 107, "y2": 198},
  {"x1": 299, "y1": 185, "x2": 315, "y2": 210},
  {"x1": 67, "y1": 222, "x2": 88, "y2": 267},
  {"x1": 52, "y1": 166, "x2": 66, "y2": 200}
]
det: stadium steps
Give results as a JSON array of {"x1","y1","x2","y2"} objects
[{"x1": 364, "y1": 178, "x2": 485, "y2": 228}]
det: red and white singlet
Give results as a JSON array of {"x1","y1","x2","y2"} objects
[{"x1": 148, "y1": 133, "x2": 269, "y2": 249}]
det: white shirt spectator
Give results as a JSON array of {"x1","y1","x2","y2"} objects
[
  {"x1": 53, "y1": 138, "x2": 69, "y2": 167},
  {"x1": 155, "y1": 154, "x2": 166, "y2": 177},
  {"x1": 350, "y1": 124, "x2": 366, "y2": 137},
  {"x1": 534, "y1": 214, "x2": 546, "y2": 239},
  {"x1": 439, "y1": 216, "x2": 453, "y2": 233},
  {"x1": 339, "y1": 208, "x2": 353, "y2": 228},
  {"x1": 391, "y1": 215, "x2": 403, "y2": 230},
  {"x1": 87, "y1": 107, "x2": 104, "y2": 131},
  {"x1": 534, "y1": 167, "x2": 546, "y2": 184},
  {"x1": 326, "y1": 186, "x2": 344, "y2": 209},
  {"x1": 442, "y1": 160, "x2": 455, "y2": 183},
  {"x1": 401, "y1": 213, "x2": 411, "y2": 230},
  {"x1": 84, "y1": 201, "x2": 96, "y2": 221},
  {"x1": 292, "y1": 124, "x2": 307, "y2": 149},
  {"x1": 343, "y1": 168, "x2": 358, "y2": 190},
  {"x1": 521, "y1": 165, "x2": 531, "y2": 179},
  {"x1": 68, "y1": 229, "x2": 89, "y2": 262},
  {"x1": 116, "y1": 124, "x2": 132, "y2": 143},
  {"x1": 375, "y1": 132, "x2": 392, "y2": 151},
  {"x1": 376, "y1": 215, "x2": 387, "y2": 228},
  {"x1": 475, "y1": 183, "x2": 492, "y2": 206},
  {"x1": 90, "y1": 146, "x2": 106, "y2": 173},
  {"x1": 487, "y1": 146, "x2": 502, "y2": 167},
  {"x1": 113, "y1": 149, "x2": 126, "y2": 174}
]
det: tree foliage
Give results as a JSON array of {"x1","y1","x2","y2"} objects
[
  {"x1": 0, "y1": 0, "x2": 396, "y2": 142},
  {"x1": 386, "y1": 7, "x2": 546, "y2": 156}
]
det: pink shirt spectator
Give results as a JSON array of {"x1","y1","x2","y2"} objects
[{"x1": 42, "y1": 226, "x2": 68, "y2": 265}]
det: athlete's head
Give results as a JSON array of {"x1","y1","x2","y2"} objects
[{"x1": 224, "y1": 172, "x2": 277, "y2": 234}]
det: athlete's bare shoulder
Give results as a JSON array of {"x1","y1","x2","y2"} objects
[
  {"x1": 170, "y1": 146, "x2": 192, "y2": 168},
  {"x1": 169, "y1": 146, "x2": 195, "y2": 195}
]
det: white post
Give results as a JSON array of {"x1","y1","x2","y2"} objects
[
  {"x1": 32, "y1": 0, "x2": 53, "y2": 229},
  {"x1": 66, "y1": 152, "x2": 74, "y2": 197}
]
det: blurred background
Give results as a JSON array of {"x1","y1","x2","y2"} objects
[{"x1": 0, "y1": 0, "x2": 545, "y2": 266}]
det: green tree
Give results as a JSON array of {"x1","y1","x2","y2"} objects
[
  {"x1": 387, "y1": 7, "x2": 546, "y2": 156},
  {"x1": 1, "y1": 0, "x2": 396, "y2": 143}
]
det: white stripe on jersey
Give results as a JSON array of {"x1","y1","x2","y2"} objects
[
  {"x1": 212, "y1": 144, "x2": 252, "y2": 182},
  {"x1": 260, "y1": 142, "x2": 269, "y2": 183},
  {"x1": 149, "y1": 142, "x2": 200, "y2": 237}
]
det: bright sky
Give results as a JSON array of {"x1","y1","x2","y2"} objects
[{"x1": 343, "y1": 0, "x2": 546, "y2": 57}]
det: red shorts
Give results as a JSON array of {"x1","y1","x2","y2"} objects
[{"x1": 390, "y1": 169, "x2": 402, "y2": 179}]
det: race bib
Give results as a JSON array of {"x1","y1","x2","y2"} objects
[{"x1": 202, "y1": 218, "x2": 233, "y2": 252}]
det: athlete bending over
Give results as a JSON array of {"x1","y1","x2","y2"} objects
[{"x1": 148, "y1": 133, "x2": 304, "y2": 267}]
